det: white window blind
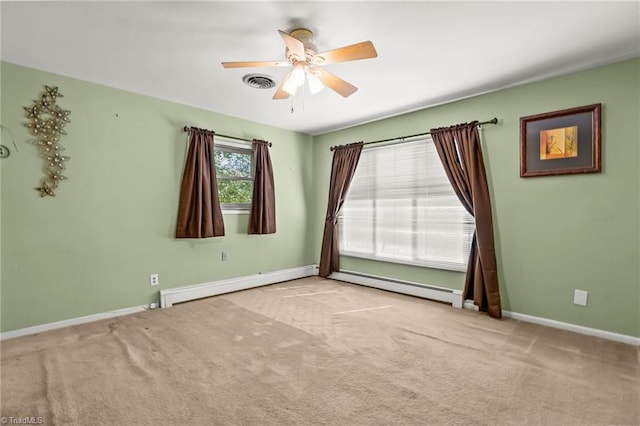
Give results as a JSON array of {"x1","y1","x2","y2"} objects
[{"x1": 338, "y1": 137, "x2": 475, "y2": 272}]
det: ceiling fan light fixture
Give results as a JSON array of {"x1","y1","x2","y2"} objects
[
  {"x1": 307, "y1": 69, "x2": 324, "y2": 94},
  {"x1": 291, "y1": 63, "x2": 306, "y2": 87},
  {"x1": 282, "y1": 77, "x2": 298, "y2": 95}
]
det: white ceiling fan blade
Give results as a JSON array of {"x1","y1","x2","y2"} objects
[
  {"x1": 272, "y1": 71, "x2": 293, "y2": 100},
  {"x1": 316, "y1": 41, "x2": 378, "y2": 64},
  {"x1": 222, "y1": 60, "x2": 289, "y2": 68},
  {"x1": 278, "y1": 30, "x2": 306, "y2": 61},
  {"x1": 314, "y1": 67, "x2": 358, "y2": 98}
]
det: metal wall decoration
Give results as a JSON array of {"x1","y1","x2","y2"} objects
[{"x1": 24, "y1": 85, "x2": 71, "y2": 197}]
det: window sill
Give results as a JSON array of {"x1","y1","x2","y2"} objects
[
  {"x1": 222, "y1": 209, "x2": 250, "y2": 215},
  {"x1": 339, "y1": 251, "x2": 467, "y2": 273}
]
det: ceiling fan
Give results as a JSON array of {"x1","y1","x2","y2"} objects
[{"x1": 222, "y1": 28, "x2": 378, "y2": 100}]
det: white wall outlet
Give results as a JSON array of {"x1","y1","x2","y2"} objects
[
  {"x1": 221, "y1": 251, "x2": 228, "y2": 262},
  {"x1": 573, "y1": 289, "x2": 588, "y2": 306},
  {"x1": 150, "y1": 274, "x2": 159, "y2": 286}
]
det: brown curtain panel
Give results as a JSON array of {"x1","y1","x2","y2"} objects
[
  {"x1": 248, "y1": 139, "x2": 276, "y2": 234},
  {"x1": 175, "y1": 127, "x2": 225, "y2": 238},
  {"x1": 430, "y1": 122, "x2": 502, "y2": 318},
  {"x1": 319, "y1": 142, "x2": 363, "y2": 277}
]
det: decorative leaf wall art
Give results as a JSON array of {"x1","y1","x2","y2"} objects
[{"x1": 24, "y1": 85, "x2": 71, "y2": 197}]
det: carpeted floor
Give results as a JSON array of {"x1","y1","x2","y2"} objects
[{"x1": 1, "y1": 277, "x2": 638, "y2": 425}]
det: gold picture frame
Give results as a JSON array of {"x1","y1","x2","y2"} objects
[{"x1": 520, "y1": 104, "x2": 601, "y2": 177}]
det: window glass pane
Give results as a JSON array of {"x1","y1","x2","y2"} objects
[
  {"x1": 217, "y1": 179, "x2": 252, "y2": 204},
  {"x1": 416, "y1": 202, "x2": 473, "y2": 267},
  {"x1": 214, "y1": 141, "x2": 253, "y2": 208},
  {"x1": 214, "y1": 150, "x2": 251, "y2": 178},
  {"x1": 340, "y1": 200, "x2": 374, "y2": 254},
  {"x1": 375, "y1": 199, "x2": 413, "y2": 261}
]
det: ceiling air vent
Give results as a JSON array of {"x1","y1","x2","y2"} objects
[{"x1": 242, "y1": 74, "x2": 277, "y2": 89}]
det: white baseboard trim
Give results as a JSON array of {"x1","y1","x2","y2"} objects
[
  {"x1": 464, "y1": 299, "x2": 638, "y2": 346},
  {"x1": 0, "y1": 305, "x2": 148, "y2": 341},
  {"x1": 160, "y1": 265, "x2": 318, "y2": 308},
  {"x1": 1, "y1": 265, "x2": 318, "y2": 341},
  {"x1": 463, "y1": 300, "x2": 479, "y2": 311},
  {"x1": 5, "y1": 266, "x2": 636, "y2": 347},
  {"x1": 330, "y1": 270, "x2": 463, "y2": 308},
  {"x1": 502, "y1": 310, "x2": 640, "y2": 346}
]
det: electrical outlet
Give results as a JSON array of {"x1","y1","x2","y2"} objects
[
  {"x1": 573, "y1": 289, "x2": 588, "y2": 306},
  {"x1": 150, "y1": 274, "x2": 159, "y2": 286},
  {"x1": 222, "y1": 251, "x2": 228, "y2": 262}
]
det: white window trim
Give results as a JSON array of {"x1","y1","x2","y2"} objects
[
  {"x1": 221, "y1": 209, "x2": 250, "y2": 215},
  {"x1": 339, "y1": 251, "x2": 469, "y2": 273}
]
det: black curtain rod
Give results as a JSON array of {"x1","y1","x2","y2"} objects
[
  {"x1": 329, "y1": 118, "x2": 498, "y2": 151},
  {"x1": 182, "y1": 126, "x2": 271, "y2": 146}
]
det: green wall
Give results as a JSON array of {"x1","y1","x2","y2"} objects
[
  {"x1": 0, "y1": 62, "x2": 313, "y2": 332},
  {"x1": 312, "y1": 58, "x2": 640, "y2": 337},
  {"x1": 2, "y1": 58, "x2": 639, "y2": 338}
]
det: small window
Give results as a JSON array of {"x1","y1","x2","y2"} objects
[{"x1": 214, "y1": 139, "x2": 252, "y2": 211}]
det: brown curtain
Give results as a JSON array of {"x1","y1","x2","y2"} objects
[
  {"x1": 248, "y1": 139, "x2": 276, "y2": 234},
  {"x1": 175, "y1": 127, "x2": 225, "y2": 238},
  {"x1": 430, "y1": 122, "x2": 502, "y2": 318},
  {"x1": 319, "y1": 142, "x2": 363, "y2": 277}
]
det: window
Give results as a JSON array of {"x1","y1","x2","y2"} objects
[
  {"x1": 214, "y1": 139, "x2": 253, "y2": 211},
  {"x1": 338, "y1": 137, "x2": 475, "y2": 272}
]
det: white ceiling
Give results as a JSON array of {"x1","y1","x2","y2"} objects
[{"x1": 2, "y1": 1, "x2": 639, "y2": 136}]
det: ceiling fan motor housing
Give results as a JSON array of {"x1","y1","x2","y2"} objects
[{"x1": 287, "y1": 28, "x2": 319, "y2": 63}]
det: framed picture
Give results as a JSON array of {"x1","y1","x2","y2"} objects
[{"x1": 520, "y1": 103, "x2": 601, "y2": 177}]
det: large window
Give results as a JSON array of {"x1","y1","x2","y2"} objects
[
  {"x1": 214, "y1": 139, "x2": 252, "y2": 211},
  {"x1": 338, "y1": 137, "x2": 474, "y2": 272}
]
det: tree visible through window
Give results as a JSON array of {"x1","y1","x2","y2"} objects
[{"x1": 214, "y1": 142, "x2": 252, "y2": 209}]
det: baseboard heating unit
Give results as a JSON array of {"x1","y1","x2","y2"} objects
[
  {"x1": 160, "y1": 265, "x2": 317, "y2": 308},
  {"x1": 329, "y1": 270, "x2": 463, "y2": 308}
]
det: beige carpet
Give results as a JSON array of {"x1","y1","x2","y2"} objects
[{"x1": 1, "y1": 277, "x2": 638, "y2": 425}]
